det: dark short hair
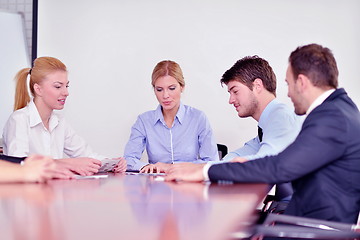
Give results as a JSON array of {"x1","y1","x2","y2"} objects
[
  {"x1": 289, "y1": 43, "x2": 338, "y2": 88},
  {"x1": 220, "y1": 56, "x2": 277, "y2": 95}
]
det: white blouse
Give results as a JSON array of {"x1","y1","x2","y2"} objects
[{"x1": 2, "y1": 100, "x2": 104, "y2": 160}]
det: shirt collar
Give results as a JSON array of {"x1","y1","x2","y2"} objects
[
  {"x1": 258, "y1": 98, "x2": 279, "y2": 129},
  {"x1": 153, "y1": 102, "x2": 185, "y2": 126},
  {"x1": 28, "y1": 99, "x2": 59, "y2": 130},
  {"x1": 29, "y1": 100, "x2": 42, "y2": 127},
  {"x1": 306, "y1": 89, "x2": 335, "y2": 116}
]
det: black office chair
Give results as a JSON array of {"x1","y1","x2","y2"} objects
[
  {"x1": 217, "y1": 144, "x2": 228, "y2": 160},
  {"x1": 232, "y1": 213, "x2": 360, "y2": 240}
]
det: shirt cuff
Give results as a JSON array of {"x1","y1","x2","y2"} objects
[{"x1": 202, "y1": 162, "x2": 212, "y2": 181}]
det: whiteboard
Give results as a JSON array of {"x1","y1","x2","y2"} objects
[{"x1": 0, "y1": 10, "x2": 30, "y2": 145}]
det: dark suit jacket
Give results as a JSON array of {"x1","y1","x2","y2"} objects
[
  {"x1": 0, "y1": 154, "x2": 25, "y2": 164},
  {"x1": 209, "y1": 88, "x2": 360, "y2": 224}
]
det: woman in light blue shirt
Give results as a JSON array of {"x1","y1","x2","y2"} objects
[{"x1": 124, "y1": 60, "x2": 219, "y2": 173}]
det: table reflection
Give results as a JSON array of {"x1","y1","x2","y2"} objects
[
  {"x1": 124, "y1": 175, "x2": 210, "y2": 239},
  {"x1": 0, "y1": 183, "x2": 64, "y2": 240},
  {"x1": 0, "y1": 174, "x2": 266, "y2": 240}
]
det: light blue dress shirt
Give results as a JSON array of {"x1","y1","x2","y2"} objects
[
  {"x1": 208, "y1": 99, "x2": 302, "y2": 201},
  {"x1": 222, "y1": 99, "x2": 302, "y2": 162},
  {"x1": 124, "y1": 103, "x2": 219, "y2": 171}
]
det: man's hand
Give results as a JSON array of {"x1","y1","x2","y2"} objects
[
  {"x1": 140, "y1": 162, "x2": 172, "y2": 173},
  {"x1": 165, "y1": 163, "x2": 206, "y2": 182},
  {"x1": 112, "y1": 157, "x2": 127, "y2": 173},
  {"x1": 230, "y1": 157, "x2": 248, "y2": 163}
]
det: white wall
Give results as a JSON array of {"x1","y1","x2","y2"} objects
[
  {"x1": 36, "y1": 0, "x2": 360, "y2": 158},
  {"x1": 0, "y1": 10, "x2": 30, "y2": 147}
]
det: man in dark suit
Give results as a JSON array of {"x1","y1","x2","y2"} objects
[{"x1": 166, "y1": 43, "x2": 360, "y2": 224}]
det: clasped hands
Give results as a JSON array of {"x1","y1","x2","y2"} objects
[{"x1": 57, "y1": 157, "x2": 127, "y2": 176}]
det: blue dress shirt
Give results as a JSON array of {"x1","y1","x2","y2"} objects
[
  {"x1": 124, "y1": 103, "x2": 219, "y2": 171},
  {"x1": 216, "y1": 99, "x2": 303, "y2": 201},
  {"x1": 222, "y1": 99, "x2": 302, "y2": 161}
]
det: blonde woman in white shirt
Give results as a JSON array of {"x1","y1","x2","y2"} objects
[{"x1": 2, "y1": 57, "x2": 126, "y2": 175}]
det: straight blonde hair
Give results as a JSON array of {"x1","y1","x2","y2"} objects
[{"x1": 151, "y1": 60, "x2": 185, "y2": 87}]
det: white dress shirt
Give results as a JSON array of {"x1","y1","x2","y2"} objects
[
  {"x1": 306, "y1": 89, "x2": 335, "y2": 116},
  {"x1": 2, "y1": 100, "x2": 105, "y2": 160}
]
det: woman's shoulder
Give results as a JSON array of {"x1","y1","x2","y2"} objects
[
  {"x1": 8, "y1": 106, "x2": 30, "y2": 121},
  {"x1": 183, "y1": 104, "x2": 205, "y2": 114},
  {"x1": 138, "y1": 108, "x2": 157, "y2": 119},
  {"x1": 182, "y1": 105, "x2": 208, "y2": 120},
  {"x1": 135, "y1": 109, "x2": 160, "y2": 126}
]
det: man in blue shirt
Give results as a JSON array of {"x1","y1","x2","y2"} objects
[
  {"x1": 213, "y1": 56, "x2": 302, "y2": 204},
  {"x1": 219, "y1": 56, "x2": 302, "y2": 163},
  {"x1": 167, "y1": 56, "x2": 302, "y2": 207}
]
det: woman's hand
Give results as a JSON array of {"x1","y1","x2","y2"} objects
[
  {"x1": 140, "y1": 162, "x2": 172, "y2": 173},
  {"x1": 112, "y1": 157, "x2": 127, "y2": 173},
  {"x1": 22, "y1": 155, "x2": 74, "y2": 182},
  {"x1": 56, "y1": 157, "x2": 101, "y2": 176}
]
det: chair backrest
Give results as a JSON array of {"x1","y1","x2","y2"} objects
[
  {"x1": 251, "y1": 213, "x2": 360, "y2": 239},
  {"x1": 217, "y1": 144, "x2": 228, "y2": 160}
]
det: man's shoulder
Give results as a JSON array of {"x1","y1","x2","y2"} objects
[
  {"x1": 263, "y1": 100, "x2": 303, "y2": 132},
  {"x1": 313, "y1": 89, "x2": 359, "y2": 118},
  {"x1": 268, "y1": 101, "x2": 297, "y2": 120}
]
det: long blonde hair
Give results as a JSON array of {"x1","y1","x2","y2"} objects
[{"x1": 14, "y1": 57, "x2": 67, "y2": 111}]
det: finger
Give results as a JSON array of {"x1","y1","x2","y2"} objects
[
  {"x1": 164, "y1": 173, "x2": 178, "y2": 181},
  {"x1": 47, "y1": 166, "x2": 73, "y2": 176},
  {"x1": 44, "y1": 170, "x2": 69, "y2": 180},
  {"x1": 53, "y1": 172, "x2": 74, "y2": 180},
  {"x1": 113, "y1": 166, "x2": 122, "y2": 173},
  {"x1": 91, "y1": 159, "x2": 102, "y2": 166},
  {"x1": 75, "y1": 169, "x2": 87, "y2": 176},
  {"x1": 89, "y1": 165, "x2": 100, "y2": 173},
  {"x1": 119, "y1": 160, "x2": 127, "y2": 168},
  {"x1": 35, "y1": 175, "x2": 46, "y2": 183},
  {"x1": 92, "y1": 162, "x2": 101, "y2": 169},
  {"x1": 119, "y1": 165, "x2": 127, "y2": 172},
  {"x1": 84, "y1": 169, "x2": 97, "y2": 175},
  {"x1": 167, "y1": 167, "x2": 177, "y2": 175}
]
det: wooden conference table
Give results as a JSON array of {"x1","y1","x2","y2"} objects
[{"x1": 0, "y1": 173, "x2": 267, "y2": 240}]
